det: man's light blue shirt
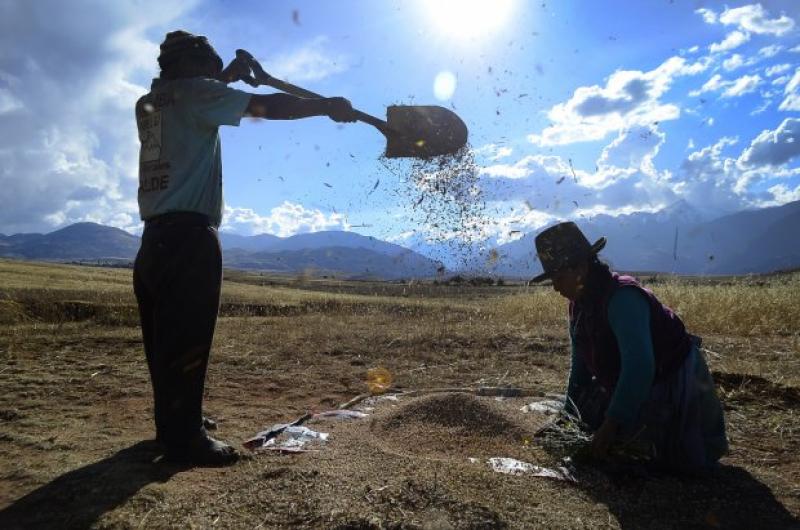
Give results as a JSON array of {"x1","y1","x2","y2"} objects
[{"x1": 136, "y1": 77, "x2": 251, "y2": 227}]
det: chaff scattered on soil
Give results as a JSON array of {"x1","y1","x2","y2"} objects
[
  {"x1": 534, "y1": 406, "x2": 653, "y2": 465},
  {"x1": 533, "y1": 410, "x2": 593, "y2": 461}
]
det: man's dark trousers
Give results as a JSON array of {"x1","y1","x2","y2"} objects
[{"x1": 133, "y1": 212, "x2": 222, "y2": 449}]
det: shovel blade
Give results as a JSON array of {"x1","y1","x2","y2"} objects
[{"x1": 384, "y1": 105, "x2": 468, "y2": 158}]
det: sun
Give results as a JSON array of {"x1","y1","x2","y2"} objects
[{"x1": 422, "y1": 0, "x2": 516, "y2": 40}]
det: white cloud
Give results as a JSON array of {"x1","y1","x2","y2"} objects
[
  {"x1": 758, "y1": 45, "x2": 783, "y2": 58},
  {"x1": 386, "y1": 230, "x2": 416, "y2": 243},
  {"x1": 0, "y1": 2, "x2": 353, "y2": 235},
  {"x1": 675, "y1": 134, "x2": 800, "y2": 211},
  {"x1": 484, "y1": 121, "x2": 799, "y2": 232},
  {"x1": 723, "y1": 54, "x2": 745, "y2": 71},
  {"x1": 766, "y1": 63, "x2": 792, "y2": 76},
  {"x1": 528, "y1": 56, "x2": 708, "y2": 146},
  {"x1": 772, "y1": 75, "x2": 791, "y2": 86},
  {"x1": 779, "y1": 68, "x2": 800, "y2": 111},
  {"x1": 716, "y1": 47, "x2": 787, "y2": 76},
  {"x1": 690, "y1": 74, "x2": 725, "y2": 96},
  {"x1": 709, "y1": 30, "x2": 751, "y2": 53},
  {"x1": 722, "y1": 74, "x2": 761, "y2": 97},
  {"x1": 222, "y1": 202, "x2": 350, "y2": 237},
  {"x1": 739, "y1": 117, "x2": 800, "y2": 167},
  {"x1": 675, "y1": 137, "x2": 746, "y2": 212},
  {"x1": 791, "y1": 45, "x2": 800, "y2": 53},
  {"x1": 495, "y1": 213, "x2": 553, "y2": 244},
  {"x1": 262, "y1": 36, "x2": 349, "y2": 83},
  {"x1": 718, "y1": 4, "x2": 795, "y2": 36},
  {"x1": 766, "y1": 183, "x2": 800, "y2": 204},
  {"x1": 0, "y1": 87, "x2": 23, "y2": 114},
  {"x1": 0, "y1": 70, "x2": 25, "y2": 116},
  {"x1": 696, "y1": 8, "x2": 718, "y2": 24},
  {"x1": 597, "y1": 125, "x2": 665, "y2": 173},
  {"x1": 750, "y1": 99, "x2": 772, "y2": 115},
  {"x1": 481, "y1": 155, "x2": 553, "y2": 180},
  {"x1": 474, "y1": 143, "x2": 513, "y2": 161},
  {"x1": 482, "y1": 129, "x2": 679, "y2": 220},
  {"x1": 0, "y1": 0, "x2": 196, "y2": 234},
  {"x1": 690, "y1": 73, "x2": 761, "y2": 98},
  {"x1": 493, "y1": 146, "x2": 513, "y2": 160}
]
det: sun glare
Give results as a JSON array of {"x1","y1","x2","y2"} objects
[{"x1": 422, "y1": 0, "x2": 516, "y2": 40}]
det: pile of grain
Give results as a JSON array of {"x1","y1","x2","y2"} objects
[{"x1": 374, "y1": 393, "x2": 529, "y2": 458}]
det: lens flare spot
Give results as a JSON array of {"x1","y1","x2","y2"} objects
[
  {"x1": 366, "y1": 367, "x2": 394, "y2": 395},
  {"x1": 433, "y1": 71, "x2": 457, "y2": 101}
]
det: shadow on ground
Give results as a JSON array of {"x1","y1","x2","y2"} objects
[
  {"x1": 579, "y1": 464, "x2": 799, "y2": 529},
  {"x1": 0, "y1": 441, "x2": 177, "y2": 529}
]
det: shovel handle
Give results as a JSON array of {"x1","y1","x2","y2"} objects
[{"x1": 235, "y1": 49, "x2": 390, "y2": 134}]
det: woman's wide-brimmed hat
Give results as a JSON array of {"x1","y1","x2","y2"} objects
[{"x1": 530, "y1": 221, "x2": 606, "y2": 283}]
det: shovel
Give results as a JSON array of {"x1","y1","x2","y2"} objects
[{"x1": 235, "y1": 49, "x2": 468, "y2": 158}]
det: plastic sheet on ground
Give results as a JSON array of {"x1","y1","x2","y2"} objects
[
  {"x1": 520, "y1": 399, "x2": 564, "y2": 415},
  {"x1": 262, "y1": 425, "x2": 329, "y2": 451},
  {"x1": 487, "y1": 457, "x2": 576, "y2": 482}
]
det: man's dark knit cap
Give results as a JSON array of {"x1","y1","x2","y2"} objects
[{"x1": 158, "y1": 30, "x2": 222, "y2": 70}]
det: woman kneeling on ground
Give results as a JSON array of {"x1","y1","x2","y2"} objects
[{"x1": 531, "y1": 221, "x2": 728, "y2": 473}]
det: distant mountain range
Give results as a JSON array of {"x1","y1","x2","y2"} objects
[
  {"x1": 486, "y1": 199, "x2": 800, "y2": 277},
  {"x1": 0, "y1": 223, "x2": 443, "y2": 280},
  {"x1": 1, "y1": 199, "x2": 798, "y2": 278},
  {"x1": 0, "y1": 223, "x2": 140, "y2": 261},
  {"x1": 219, "y1": 230, "x2": 442, "y2": 279}
]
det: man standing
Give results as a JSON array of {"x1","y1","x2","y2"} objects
[{"x1": 134, "y1": 31, "x2": 356, "y2": 466}]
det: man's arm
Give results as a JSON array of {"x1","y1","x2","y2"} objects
[
  {"x1": 215, "y1": 56, "x2": 357, "y2": 123},
  {"x1": 246, "y1": 94, "x2": 357, "y2": 122}
]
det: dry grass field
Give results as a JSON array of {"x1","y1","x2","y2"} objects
[{"x1": 0, "y1": 258, "x2": 798, "y2": 529}]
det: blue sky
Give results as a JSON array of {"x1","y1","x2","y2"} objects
[{"x1": 1, "y1": 0, "x2": 798, "y2": 253}]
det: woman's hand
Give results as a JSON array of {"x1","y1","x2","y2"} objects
[{"x1": 591, "y1": 417, "x2": 621, "y2": 459}]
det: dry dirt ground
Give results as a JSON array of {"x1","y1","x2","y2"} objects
[{"x1": 0, "y1": 261, "x2": 798, "y2": 529}]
